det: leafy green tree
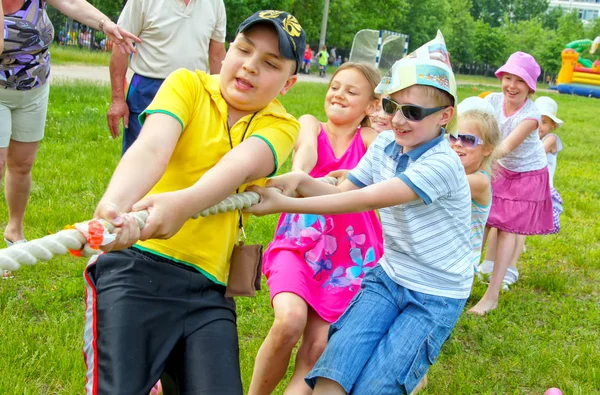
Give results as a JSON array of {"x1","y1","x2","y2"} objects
[
  {"x1": 510, "y1": 0, "x2": 549, "y2": 23},
  {"x1": 443, "y1": 0, "x2": 475, "y2": 66},
  {"x1": 542, "y1": 6, "x2": 564, "y2": 30},
  {"x1": 472, "y1": 21, "x2": 506, "y2": 67},
  {"x1": 401, "y1": 0, "x2": 450, "y2": 51},
  {"x1": 470, "y1": 0, "x2": 511, "y2": 27},
  {"x1": 557, "y1": 10, "x2": 585, "y2": 44}
]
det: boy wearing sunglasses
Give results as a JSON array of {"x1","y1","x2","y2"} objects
[{"x1": 247, "y1": 31, "x2": 471, "y2": 395}]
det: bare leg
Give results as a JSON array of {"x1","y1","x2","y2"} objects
[
  {"x1": 248, "y1": 293, "x2": 308, "y2": 395},
  {"x1": 284, "y1": 309, "x2": 330, "y2": 395},
  {"x1": 4, "y1": 140, "x2": 39, "y2": 242},
  {"x1": 313, "y1": 378, "x2": 346, "y2": 395},
  {"x1": 469, "y1": 230, "x2": 516, "y2": 316},
  {"x1": 511, "y1": 235, "x2": 526, "y2": 268},
  {"x1": 483, "y1": 227, "x2": 497, "y2": 262}
]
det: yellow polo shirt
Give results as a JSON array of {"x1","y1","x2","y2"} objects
[{"x1": 135, "y1": 69, "x2": 299, "y2": 284}]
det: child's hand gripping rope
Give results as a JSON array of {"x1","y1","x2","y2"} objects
[{"x1": 0, "y1": 177, "x2": 337, "y2": 271}]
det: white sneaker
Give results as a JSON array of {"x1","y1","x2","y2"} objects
[
  {"x1": 477, "y1": 260, "x2": 494, "y2": 282},
  {"x1": 502, "y1": 267, "x2": 519, "y2": 291}
]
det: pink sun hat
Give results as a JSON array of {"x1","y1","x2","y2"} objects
[{"x1": 495, "y1": 51, "x2": 541, "y2": 92}]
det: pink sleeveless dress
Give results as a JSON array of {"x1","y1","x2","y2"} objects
[{"x1": 262, "y1": 126, "x2": 383, "y2": 323}]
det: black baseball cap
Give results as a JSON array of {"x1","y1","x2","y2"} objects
[{"x1": 236, "y1": 10, "x2": 306, "y2": 74}]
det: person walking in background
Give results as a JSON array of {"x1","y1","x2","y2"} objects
[
  {"x1": 107, "y1": 0, "x2": 227, "y2": 154},
  {"x1": 329, "y1": 46, "x2": 336, "y2": 65},
  {"x1": 302, "y1": 43, "x2": 312, "y2": 74},
  {"x1": 318, "y1": 45, "x2": 328, "y2": 77}
]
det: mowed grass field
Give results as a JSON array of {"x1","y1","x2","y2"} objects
[{"x1": 0, "y1": 80, "x2": 598, "y2": 394}]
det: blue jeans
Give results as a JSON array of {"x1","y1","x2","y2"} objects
[
  {"x1": 305, "y1": 265, "x2": 467, "y2": 394},
  {"x1": 123, "y1": 74, "x2": 165, "y2": 155}
]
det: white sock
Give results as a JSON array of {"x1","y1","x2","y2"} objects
[
  {"x1": 478, "y1": 260, "x2": 494, "y2": 274},
  {"x1": 504, "y1": 266, "x2": 519, "y2": 285}
]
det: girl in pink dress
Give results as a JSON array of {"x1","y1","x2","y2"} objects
[{"x1": 249, "y1": 63, "x2": 384, "y2": 395}]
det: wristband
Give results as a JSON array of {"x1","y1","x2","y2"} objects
[{"x1": 99, "y1": 18, "x2": 106, "y2": 31}]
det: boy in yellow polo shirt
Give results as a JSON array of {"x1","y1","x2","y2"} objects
[{"x1": 82, "y1": 10, "x2": 305, "y2": 395}]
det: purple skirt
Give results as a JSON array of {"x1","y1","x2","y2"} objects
[{"x1": 487, "y1": 166, "x2": 554, "y2": 235}]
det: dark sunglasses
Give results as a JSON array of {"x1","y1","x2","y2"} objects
[
  {"x1": 381, "y1": 97, "x2": 448, "y2": 122},
  {"x1": 448, "y1": 133, "x2": 484, "y2": 148}
]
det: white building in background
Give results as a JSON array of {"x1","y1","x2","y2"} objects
[{"x1": 549, "y1": 0, "x2": 600, "y2": 22}]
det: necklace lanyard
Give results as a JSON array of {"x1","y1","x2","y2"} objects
[{"x1": 226, "y1": 112, "x2": 258, "y2": 234}]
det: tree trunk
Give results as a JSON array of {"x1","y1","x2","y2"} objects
[{"x1": 319, "y1": 0, "x2": 330, "y2": 50}]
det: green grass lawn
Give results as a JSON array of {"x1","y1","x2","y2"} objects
[
  {"x1": 49, "y1": 44, "x2": 112, "y2": 66},
  {"x1": 0, "y1": 82, "x2": 598, "y2": 394}
]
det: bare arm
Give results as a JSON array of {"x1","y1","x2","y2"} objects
[
  {"x1": 97, "y1": 113, "x2": 182, "y2": 213},
  {"x1": 208, "y1": 39, "x2": 226, "y2": 74},
  {"x1": 542, "y1": 134, "x2": 557, "y2": 154},
  {"x1": 107, "y1": 48, "x2": 131, "y2": 138},
  {"x1": 291, "y1": 115, "x2": 321, "y2": 173},
  {"x1": 360, "y1": 126, "x2": 379, "y2": 148},
  {"x1": 249, "y1": 177, "x2": 418, "y2": 216},
  {"x1": 467, "y1": 172, "x2": 491, "y2": 207},
  {"x1": 0, "y1": 3, "x2": 4, "y2": 53},
  {"x1": 47, "y1": 0, "x2": 141, "y2": 53},
  {"x1": 496, "y1": 119, "x2": 538, "y2": 159}
]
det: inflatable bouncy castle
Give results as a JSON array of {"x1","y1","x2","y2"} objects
[{"x1": 551, "y1": 37, "x2": 600, "y2": 98}]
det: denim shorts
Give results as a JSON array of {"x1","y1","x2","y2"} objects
[{"x1": 305, "y1": 264, "x2": 467, "y2": 394}]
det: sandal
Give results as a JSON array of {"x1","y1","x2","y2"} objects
[{"x1": 4, "y1": 238, "x2": 27, "y2": 247}]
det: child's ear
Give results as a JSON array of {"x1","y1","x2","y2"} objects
[
  {"x1": 482, "y1": 144, "x2": 493, "y2": 158},
  {"x1": 279, "y1": 74, "x2": 298, "y2": 96},
  {"x1": 439, "y1": 106, "x2": 455, "y2": 126},
  {"x1": 365, "y1": 99, "x2": 379, "y2": 116}
]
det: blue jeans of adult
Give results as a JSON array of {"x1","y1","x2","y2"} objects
[
  {"x1": 305, "y1": 264, "x2": 467, "y2": 394},
  {"x1": 123, "y1": 73, "x2": 165, "y2": 155}
]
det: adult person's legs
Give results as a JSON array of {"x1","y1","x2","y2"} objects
[
  {"x1": 4, "y1": 140, "x2": 39, "y2": 242},
  {"x1": 122, "y1": 74, "x2": 164, "y2": 154},
  {"x1": 0, "y1": 83, "x2": 49, "y2": 243}
]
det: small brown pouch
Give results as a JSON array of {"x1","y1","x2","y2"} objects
[{"x1": 225, "y1": 226, "x2": 263, "y2": 298}]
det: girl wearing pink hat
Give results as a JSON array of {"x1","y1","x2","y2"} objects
[{"x1": 470, "y1": 52, "x2": 554, "y2": 316}]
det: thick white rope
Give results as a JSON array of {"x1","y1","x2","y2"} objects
[
  {"x1": 195, "y1": 176, "x2": 337, "y2": 217},
  {"x1": 0, "y1": 177, "x2": 337, "y2": 271}
]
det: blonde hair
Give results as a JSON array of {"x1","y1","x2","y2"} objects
[
  {"x1": 459, "y1": 110, "x2": 501, "y2": 174},
  {"x1": 329, "y1": 62, "x2": 381, "y2": 127},
  {"x1": 414, "y1": 85, "x2": 455, "y2": 107}
]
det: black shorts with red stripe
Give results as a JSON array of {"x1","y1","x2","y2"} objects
[{"x1": 83, "y1": 247, "x2": 243, "y2": 395}]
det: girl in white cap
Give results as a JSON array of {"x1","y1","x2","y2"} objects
[{"x1": 535, "y1": 96, "x2": 564, "y2": 236}]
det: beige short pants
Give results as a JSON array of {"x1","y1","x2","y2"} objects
[{"x1": 0, "y1": 83, "x2": 50, "y2": 148}]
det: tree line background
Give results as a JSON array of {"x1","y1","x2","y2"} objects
[{"x1": 49, "y1": 0, "x2": 600, "y2": 76}]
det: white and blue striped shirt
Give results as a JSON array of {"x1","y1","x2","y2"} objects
[{"x1": 348, "y1": 130, "x2": 473, "y2": 299}]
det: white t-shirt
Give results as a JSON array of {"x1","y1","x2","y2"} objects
[
  {"x1": 118, "y1": 0, "x2": 226, "y2": 78},
  {"x1": 485, "y1": 93, "x2": 547, "y2": 172},
  {"x1": 542, "y1": 133, "x2": 563, "y2": 187}
]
